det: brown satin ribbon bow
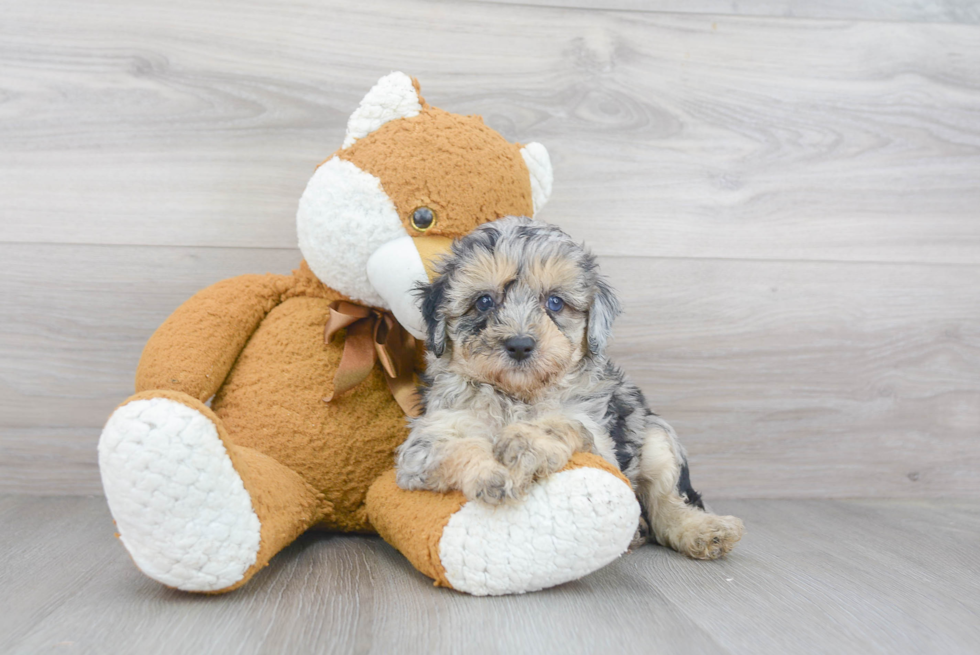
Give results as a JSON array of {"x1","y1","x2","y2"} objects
[{"x1": 322, "y1": 300, "x2": 421, "y2": 418}]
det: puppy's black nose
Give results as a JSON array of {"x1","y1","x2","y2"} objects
[{"x1": 504, "y1": 336, "x2": 536, "y2": 361}]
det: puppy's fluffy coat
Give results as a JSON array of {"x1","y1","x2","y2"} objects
[{"x1": 396, "y1": 217, "x2": 743, "y2": 559}]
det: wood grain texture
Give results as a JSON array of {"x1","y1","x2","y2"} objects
[
  {"x1": 473, "y1": 0, "x2": 980, "y2": 25},
  {"x1": 605, "y1": 255, "x2": 980, "y2": 499},
  {"x1": 2, "y1": 243, "x2": 977, "y2": 498},
  {"x1": 2, "y1": 495, "x2": 978, "y2": 654},
  {"x1": 2, "y1": 0, "x2": 979, "y2": 264},
  {"x1": 2, "y1": 0, "x2": 979, "y2": 497},
  {"x1": 0, "y1": 244, "x2": 301, "y2": 495}
]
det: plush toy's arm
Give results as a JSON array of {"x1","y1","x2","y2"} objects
[{"x1": 135, "y1": 274, "x2": 289, "y2": 402}]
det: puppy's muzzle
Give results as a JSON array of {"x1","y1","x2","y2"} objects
[{"x1": 504, "y1": 336, "x2": 536, "y2": 362}]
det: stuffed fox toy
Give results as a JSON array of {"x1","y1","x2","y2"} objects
[{"x1": 98, "y1": 73, "x2": 641, "y2": 596}]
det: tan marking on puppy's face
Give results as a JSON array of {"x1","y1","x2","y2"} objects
[
  {"x1": 451, "y1": 248, "x2": 519, "y2": 302},
  {"x1": 524, "y1": 256, "x2": 583, "y2": 297},
  {"x1": 441, "y1": 246, "x2": 590, "y2": 400}
]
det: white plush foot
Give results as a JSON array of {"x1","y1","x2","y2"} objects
[
  {"x1": 98, "y1": 398, "x2": 262, "y2": 592},
  {"x1": 438, "y1": 467, "x2": 640, "y2": 596}
]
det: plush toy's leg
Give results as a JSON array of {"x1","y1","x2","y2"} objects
[
  {"x1": 366, "y1": 452, "x2": 640, "y2": 596},
  {"x1": 98, "y1": 390, "x2": 329, "y2": 593}
]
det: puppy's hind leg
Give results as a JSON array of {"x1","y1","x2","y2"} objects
[{"x1": 637, "y1": 419, "x2": 744, "y2": 560}]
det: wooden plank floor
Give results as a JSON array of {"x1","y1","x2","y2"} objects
[
  {"x1": 474, "y1": 0, "x2": 980, "y2": 24},
  {"x1": 1, "y1": 495, "x2": 978, "y2": 655}
]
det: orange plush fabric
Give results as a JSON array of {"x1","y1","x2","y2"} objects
[{"x1": 338, "y1": 105, "x2": 535, "y2": 238}]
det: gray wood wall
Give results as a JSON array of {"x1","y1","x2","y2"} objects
[{"x1": 2, "y1": 0, "x2": 978, "y2": 498}]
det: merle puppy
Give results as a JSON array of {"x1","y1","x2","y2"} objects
[{"x1": 396, "y1": 217, "x2": 743, "y2": 559}]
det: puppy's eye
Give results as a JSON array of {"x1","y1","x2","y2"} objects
[
  {"x1": 475, "y1": 294, "x2": 495, "y2": 312},
  {"x1": 411, "y1": 207, "x2": 435, "y2": 231},
  {"x1": 546, "y1": 295, "x2": 565, "y2": 312}
]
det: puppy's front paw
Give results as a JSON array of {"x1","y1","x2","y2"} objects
[
  {"x1": 464, "y1": 464, "x2": 519, "y2": 506},
  {"x1": 677, "y1": 514, "x2": 744, "y2": 560},
  {"x1": 495, "y1": 423, "x2": 573, "y2": 489},
  {"x1": 494, "y1": 425, "x2": 537, "y2": 471},
  {"x1": 531, "y1": 436, "x2": 573, "y2": 476}
]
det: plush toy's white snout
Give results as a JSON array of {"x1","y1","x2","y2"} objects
[{"x1": 366, "y1": 237, "x2": 430, "y2": 339}]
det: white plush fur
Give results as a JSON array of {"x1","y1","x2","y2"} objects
[
  {"x1": 297, "y1": 157, "x2": 409, "y2": 307},
  {"x1": 366, "y1": 235, "x2": 429, "y2": 339},
  {"x1": 438, "y1": 467, "x2": 640, "y2": 596},
  {"x1": 520, "y1": 142, "x2": 554, "y2": 216},
  {"x1": 342, "y1": 71, "x2": 422, "y2": 149},
  {"x1": 98, "y1": 398, "x2": 262, "y2": 592}
]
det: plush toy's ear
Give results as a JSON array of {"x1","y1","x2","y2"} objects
[
  {"x1": 418, "y1": 275, "x2": 450, "y2": 357},
  {"x1": 342, "y1": 72, "x2": 423, "y2": 148},
  {"x1": 520, "y1": 142, "x2": 554, "y2": 216},
  {"x1": 587, "y1": 276, "x2": 621, "y2": 356}
]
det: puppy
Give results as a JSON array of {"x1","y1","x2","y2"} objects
[{"x1": 396, "y1": 217, "x2": 743, "y2": 559}]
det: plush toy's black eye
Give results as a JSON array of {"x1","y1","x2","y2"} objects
[
  {"x1": 547, "y1": 295, "x2": 565, "y2": 312},
  {"x1": 411, "y1": 207, "x2": 435, "y2": 231},
  {"x1": 476, "y1": 294, "x2": 495, "y2": 312}
]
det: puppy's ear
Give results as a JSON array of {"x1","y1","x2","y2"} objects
[
  {"x1": 417, "y1": 275, "x2": 450, "y2": 357},
  {"x1": 587, "y1": 277, "x2": 621, "y2": 356}
]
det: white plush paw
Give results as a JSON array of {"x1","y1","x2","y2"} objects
[
  {"x1": 98, "y1": 398, "x2": 262, "y2": 592},
  {"x1": 438, "y1": 467, "x2": 640, "y2": 596}
]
